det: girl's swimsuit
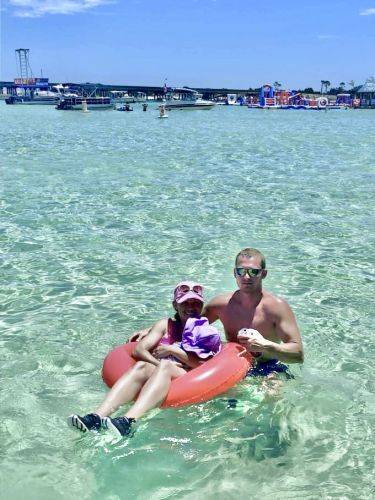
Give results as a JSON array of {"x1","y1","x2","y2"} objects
[
  {"x1": 157, "y1": 317, "x2": 222, "y2": 367},
  {"x1": 157, "y1": 318, "x2": 188, "y2": 366},
  {"x1": 158, "y1": 318, "x2": 183, "y2": 346}
]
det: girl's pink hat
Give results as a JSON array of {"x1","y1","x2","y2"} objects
[{"x1": 173, "y1": 281, "x2": 204, "y2": 304}]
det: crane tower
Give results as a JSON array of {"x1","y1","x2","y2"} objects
[{"x1": 15, "y1": 48, "x2": 34, "y2": 82}]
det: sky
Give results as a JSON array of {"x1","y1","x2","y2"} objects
[{"x1": 0, "y1": 0, "x2": 374, "y2": 90}]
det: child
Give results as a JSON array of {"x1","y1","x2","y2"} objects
[{"x1": 68, "y1": 281, "x2": 221, "y2": 436}]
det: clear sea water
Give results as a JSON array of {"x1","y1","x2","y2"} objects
[{"x1": 1, "y1": 103, "x2": 374, "y2": 500}]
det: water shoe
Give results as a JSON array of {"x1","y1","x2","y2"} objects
[
  {"x1": 68, "y1": 413, "x2": 102, "y2": 432},
  {"x1": 103, "y1": 416, "x2": 136, "y2": 436}
]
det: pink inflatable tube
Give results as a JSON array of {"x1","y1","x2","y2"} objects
[{"x1": 102, "y1": 342, "x2": 253, "y2": 408}]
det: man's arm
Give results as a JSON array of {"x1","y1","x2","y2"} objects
[
  {"x1": 201, "y1": 294, "x2": 224, "y2": 324},
  {"x1": 269, "y1": 299, "x2": 303, "y2": 363},
  {"x1": 238, "y1": 299, "x2": 304, "y2": 364}
]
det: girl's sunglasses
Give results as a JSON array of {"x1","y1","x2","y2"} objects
[
  {"x1": 177, "y1": 284, "x2": 203, "y2": 295},
  {"x1": 235, "y1": 267, "x2": 263, "y2": 278}
]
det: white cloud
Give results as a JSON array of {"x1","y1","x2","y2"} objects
[
  {"x1": 360, "y1": 7, "x2": 375, "y2": 15},
  {"x1": 317, "y1": 35, "x2": 338, "y2": 40},
  {"x1": 9, "y1": 0, "x2": 113, "y2": 17}
]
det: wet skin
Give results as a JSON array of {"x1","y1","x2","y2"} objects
[{"x1": 202, "y1": 255, "x2": 303, "y2": 363}]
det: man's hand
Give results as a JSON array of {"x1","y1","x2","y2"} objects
[
  {"x1": 128, "y1": 327, "x2": 150, "y2": 343},
  {"x1": 237, "y1": 328, "x2": 272, "y2": 353}
]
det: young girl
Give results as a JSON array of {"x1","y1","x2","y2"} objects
[{"x1": 68, "y1": 281, "x2": 221, "y2": 436}]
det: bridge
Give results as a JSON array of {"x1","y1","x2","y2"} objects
[{"x1": 0, "y1": 80, "x2": 257, "y2": 99}]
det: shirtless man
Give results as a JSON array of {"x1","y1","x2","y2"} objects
[
  {"x1": 130, "y1": 248, "x2": 303, "y2": 375},
  {"x1": 203, "y1": 248, "x2": 303, "y2": 375}
]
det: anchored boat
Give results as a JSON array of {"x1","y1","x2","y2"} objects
[
  {"x1": 165, "y1": 88, "x2": 215, "y2": 110},
  {"x1": 5, "y1": 89, "x2": 61, "y2": 105},
  {"x1": 56, "y1": 96, "x2": 114, "y2": 110}
]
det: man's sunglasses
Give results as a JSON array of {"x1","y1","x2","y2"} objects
[{"x1": 235, "y1": 267, "x2": 263, "y2": 278}]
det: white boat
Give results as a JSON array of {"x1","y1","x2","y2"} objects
[
  {"x1": 109, "y1": 90, "x2": 135, "y2": 103},
  {"x1": 5, "y1": 89, "x2": 61, "y2": 105},
  {"x1": 5, "y1": 85, "x2": 78, "y2": 105},
  {"x1": 52, "y1": 84, "x2": 79, "y2": 98},
  {"x1": 227, "y1": 93, "x2": 237, "y2": 105},
  {"x1": 109, "y1": 91, "x2": 147, "y2": 103},
  {"x1": 134, "y1": 92, "x2": 147, "y2": 102},
  {"x1": 165, "y1": 88, "x2": 215, "y2": 110},
  {"x1": 56, "y1": 96, "x2": 114, "y2": 110}
]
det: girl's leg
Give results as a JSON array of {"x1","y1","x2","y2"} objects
[
  {"x1": 95, "y1": 361, "x2": 156, "y2": 417},
  {"x1": 124, "y1": 360, "x2": 186, "y2": 420}
]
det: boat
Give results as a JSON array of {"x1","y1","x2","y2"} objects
[
  {"x1": 226, "y1": 93, "x2": 238, "y2": 105},
  {"x1": 134, "y1": 91, "x2": 147, "y2": 102},
  {"x1": 5, "y1": 84, "x2": 79, "y2": 105},
  {"x1": 117, "y1": 104, "x2": 133, "y2": 112},
  {"x1": 52, "y1": 84, "x2": 79, "y2": 98},
  {"x1": 109, "y1": 90, "x2": 135, "y2": 103},
  {"x1": 56, "y1": 96, "x2": 114, "y2": 110},
  {"x1": 5, "y1": 90, "x2": 61, "y2": 105},
  {"x1": 164, "y1": 88, "x2": 215, "y2": 110},
  {"x1": 5, "y1": 49, "x2": 67, "y2": 105},
  {"x1": 109, "y1": 91, "x2": 147, "y2": 103}
]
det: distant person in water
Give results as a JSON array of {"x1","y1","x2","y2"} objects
[
  {"x1": 131, "y1": 248, "x2": 303, "y2": 379},
  {"x1": 68, "y1": 282, "x2": 221, "y2": 436},
  {"x1": 159, "y1": 104, "x2": 166, "y2": 117},
  {"x1": 142, "y1": 103, "x2": 148, "y2": 111}
]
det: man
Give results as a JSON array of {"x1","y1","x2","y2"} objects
[
  {"x1": 130, "y1": 248, "x2": 303, "y2": 376},
  {"x1": 202, "y1": 247, "x2": 303, "y2": 376}
]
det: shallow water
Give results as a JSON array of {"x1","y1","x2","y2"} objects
[{"x1": 1, "y1": 103, "x2": 374, "y2": 499}]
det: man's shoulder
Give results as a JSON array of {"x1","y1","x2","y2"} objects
[
  {"x1": 206, "y1": 291, "x2": 234, "y2": 307},
  {"x1": 262, "y1": 290, "x2": 292, "y2": 315}
]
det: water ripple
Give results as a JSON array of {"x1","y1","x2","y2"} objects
[{"x1": 1, "y1": 104, "x2": 374, "y2": 498}]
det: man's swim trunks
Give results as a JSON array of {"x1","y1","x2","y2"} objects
[{"x1": 247, "y1": 359, "x2": 294, "y2": 379}]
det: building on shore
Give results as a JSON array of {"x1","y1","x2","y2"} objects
[{"x1": 357, "y1": 82, "x2": 375, "y2": 108}]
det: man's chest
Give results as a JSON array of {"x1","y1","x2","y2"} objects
[{"x1": 219, "y1": 303, "x2": 274, "y2": 340}]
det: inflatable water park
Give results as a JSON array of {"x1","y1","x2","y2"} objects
[{"x1": 247, "y1": 84, "x2": 357, "y2": 110}]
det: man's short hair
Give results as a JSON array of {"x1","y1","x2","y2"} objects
[{"x1": 235, "y1": 248, "x2": 266, "y2": 269}]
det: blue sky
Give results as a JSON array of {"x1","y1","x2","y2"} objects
[{"x1": 1, "y1": 0, "x2": 374, "y2": 89}]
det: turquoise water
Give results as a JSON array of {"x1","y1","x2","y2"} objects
[{"x1": 1, "y1": 103, "x2": 374, "y2": 499}]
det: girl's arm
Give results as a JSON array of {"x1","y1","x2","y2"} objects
[
  {"x1": 128, "y1": 326, "x2": 152, "y2": 343},
  {"x1": 153, "y1": 343, "x2": 202, "y2": 369},
  {"x1": 132, "y1": 319, "x2": 168, "y2": 367}
]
